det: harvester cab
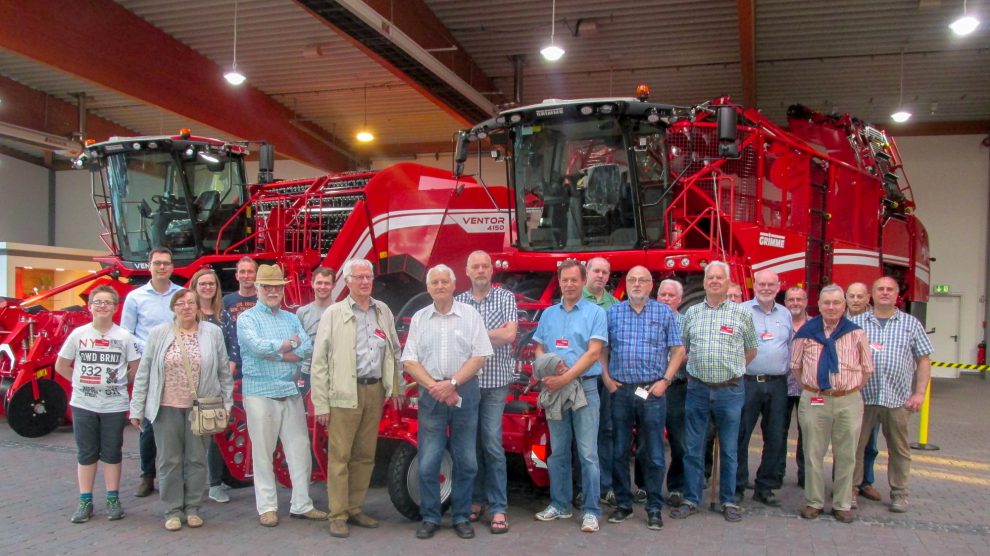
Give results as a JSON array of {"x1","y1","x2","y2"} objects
[{"x1": 76, "y1": 130, "x2": 251, "y2": 274}]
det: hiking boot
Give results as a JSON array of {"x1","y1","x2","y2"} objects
[
  {"x1": 70, "y1": 500, "x2": 94, "y2": 523},
  {"x1": 135, "y1": 475, "x2": 155, "y2": 498},
  {"x1": 106, "y1": 498, "x2": 125, "y2": 521}
]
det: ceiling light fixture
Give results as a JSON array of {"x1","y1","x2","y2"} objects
[
  {"x1": 890, "y1": 49, "x2": 911, "y2": 123},
  {"x1": 224, "y1": 0, "x2": 246, "y2": 85},
  {"x1": 950, "y1": 0, "x2": 981, "y2": 35},
  {"x1": 540, "y1": 0, "x2": 565, "y2": 62},
  {"x1": 356, "y1": 85, "x2": 374, "y2": 143}
]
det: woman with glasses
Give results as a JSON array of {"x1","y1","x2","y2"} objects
[
  {"x1": 130, "y1": 289, "x2": 233, "y2": 531},
  {"x1": 55, "y1": 285, "x2": 141, "y2": 524},
  {"x1": 190, "y1": 268, "x2": 238, "y2": 503}
]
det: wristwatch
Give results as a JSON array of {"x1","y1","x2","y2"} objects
[
  {"x1": 450, "y1": 377, "x2": 459, "y2": 387},
  {"x1": 289, "y1": 339, "x2": 299, "y2": 350}
]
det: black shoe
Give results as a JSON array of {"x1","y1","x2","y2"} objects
[
  {"x1": 666, "y1": 491, "x2": 684, "y2": 507},
  {"x1": 753, "y1": 491, "x2": 781, "y2": 507},
  {"x1": 573, "y1": 492, "x2": 585, "y2": 509},
  {"x1": 633, "y1": 488, "x2": 647, "y2": 504},
  {"x1": 646, "y1": 511, "x2": 663, "y2": 530},
  {"x1": 798, "y1": 476, "x2": 805, "y2": 489},
  {"x1": 416, "y1": 521, "x2": 439, "y2": 539},
  {"x1": 453, "y1": 521, "x2": 475, "y2": 539},
  {"x1": 607, "y1": 507, "x2": 633, "y2": 523}
]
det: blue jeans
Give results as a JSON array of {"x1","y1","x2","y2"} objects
[
  {"x1": 417, "y1": 380, "x2": 479, "y2": 525},
  {"x1": 736, "y1": 376, "x2": 788, "y2": 494},
  {"x1": 664, "y1": 379, "x2": 688, "y2": 493},
  {"x1": 547, "y1": 379, "x2": 601, "y2": 518},
  {"x1": 860, "y1": 423, "x2": 879, "y2": 487},
  {"x1": 472, "y1": 385, "x2": 509, "y2": 514},
  {"x1": 611, "y1": 384, "x2": 667, "y2": 512},
  {"x1": 684, "y1": 378, "x2": 745, "y2": 507},
  {"x1": 140, "y1": 418, "x2": 156, "y2": 477},
  {"x1": 598, "y1": 377, "x2": 614, "y2": 493}
]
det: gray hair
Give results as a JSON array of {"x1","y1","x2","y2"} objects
[
  {"x1": 467, "y1": 250, "x2": 491, "y2": 262},
  {"x1": 658, "y1": 279, "x2": 684, "y2": 296},
  {"x1": 342, "y1": 259, "x2": 374, "y2": 281},
  {"x1": 587, "y1": 256, "x2": 610, "y2": 271},
  {"x1": 820, "y1": 283, "x2": 845, "y2": 298},
  {"x1": 704, "y1": 260, "x2": 731, "y2": 280},
  {"x1": 426, "y1": 264, "x2": 456, "y2": 285}
]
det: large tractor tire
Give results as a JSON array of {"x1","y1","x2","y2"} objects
[
  {"x1": 387, "y1": 442, "x2": 452, "y2": 521},
  {"x1": 5, "y1": 379, "x2": 67, "y2": 438}
]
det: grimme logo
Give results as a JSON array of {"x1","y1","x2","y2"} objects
[
  {"x1": 758, "y1": 232, "x2": 785, "y2": 248},
  {"x1": 535, "y1": 107, "x2": 564, "y2": 117}
]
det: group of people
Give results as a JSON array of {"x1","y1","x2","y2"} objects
[{"x1": 54, "y1": 247, "x2": 933, "y2": 539}]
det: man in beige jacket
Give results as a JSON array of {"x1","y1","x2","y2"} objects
[{"x1": 310, "y1": 259, "x2": 402, "y2": 538}]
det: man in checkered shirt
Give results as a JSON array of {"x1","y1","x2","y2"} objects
[
  {"x1": 851, "y1": 276, "x2": 933, "y2": 514},
  {"x1": 455, "y1": 251, "x2": 518, "y2": 534}
]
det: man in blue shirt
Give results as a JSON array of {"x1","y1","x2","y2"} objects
[
  {"x1": 119, "y1": 247, "x2": 181, "y2": 498},
  {"x1": 602, "y1": 266, "x2": 684, "y2": 531},
  {"x1": 237, "y1": 264, "x2": 327, "y2": 527},
  {"x1": 532, "y1": 260, "x2": 608, "y2": 533},
  {"x1": 736, "y1": 270, "x2": 792, "y2": 508}
]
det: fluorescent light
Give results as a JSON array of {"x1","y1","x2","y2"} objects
[
  {"x1": 356, "y1": 131, "x2": 374, "y2": 143},
  {"x1": 541, "y1": 45, "x2": 565, "y2": 61},
  {"x1": 891, "y1": 111, "x2": 912, "y2": 123},
  {"x1": 224, "y1": 67, "x2": 246, "y2": 85},
  {"x1": 950, "y1": 15, "x2": 980, "y2": 35}
]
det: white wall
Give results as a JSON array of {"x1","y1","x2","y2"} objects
[
  {"x1": 55, "y1": 167, "x2": 106, "y2": 251},
  {"x1": 897, "y1": 135, "x2": 989, "y2": 365},
  {"x1": 0, "y1": 153, "x2": 49, "y2": 245}
]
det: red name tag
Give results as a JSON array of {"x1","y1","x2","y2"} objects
[
  {"x1": 555, "y1": 338, "x2": 570, "y2": 348},
  {"x1": 761, "y1": 332, "x2": 774, "y2": 341},
  {"x1": 870, "y1": 342, "x2": 883, "y2": 352},
  {"x1": 374, "y1": 328, "x2": 386, "y2": 340},
  {"x1": 720, "y1": 325, "x2": 735, "y2": 335},
  {"x1": 810, "y1": 396, "x2": 825, "y2": 406}
]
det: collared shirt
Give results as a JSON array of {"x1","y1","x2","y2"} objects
[
  {"x1": 607, "y1": 300, "x2": 682, "y2": 383},
  {"x1": 455, "y1": 286, "x2": 518, "y2": 389},
  {"x1": 533, "y1": 299, "x2": 608, "y2": 377},
  {"x1": 401, "y1": 300, "x2": 493, "y2": 380},
  {"x1": 787, "y1": 317, "x2": 808, "y2": 396},
  {"x1": 295, "y1": 301, "x2": 330, "y2": 375},
  {"x1": 120, "y1": 280, "x2": 183, "y2": 353},
  {"x1": 790, "y1": 317, "x2": 874, "y2": 391},
  {"x1": 743, "y1": 300, "x2": 792, "y2": 375},
  {"x1": 237, "y1": 302, "x2": 313, "y2": 398},
  {"x1": 852, "y1": 309, "x2": 934, "y2": 408},
  {"x1": 351, "y1": 297, "x2": 387, "y2": 379},
  {"x1": 583, "y1": 287, "x2": 619, "y2": 310},
  {"x1": 682, "y1": 298, "x2": 758, "y2": 383}
]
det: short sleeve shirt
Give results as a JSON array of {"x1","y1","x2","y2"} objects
[
  {"x1": 533, "y1": 299, "x2": 608, "y2": 377},
  {"x1": 401, "y1": 301, "x2": 494, "y2": 380},
  {"x1": 58, "y1": 324, "x2": 140, "y2": 413},
  {"x1": 682, "y1": 299, "x2": 759, "y2": 382},
  {"x1": 852, "y1": 309, "x2": 934, "y2": 407},
  {"x1": 607, "y1": 300, "x2": 682, "y2": 383},
  {"x1": 455, "y1": 286, "x2": 518, "y2": 389}
]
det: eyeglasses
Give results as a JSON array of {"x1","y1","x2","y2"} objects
[
  {"x1": 90, "y1": 300, "x2": 116, "y2": 307},
  {"x1": 349, "y1": 275, "x2": 374, "y2": 282},
  {"x1": 626, "y1": 277, "x2": 653, "y2": 284},
  {"x1": 150, "y1": 261, "x2": 173, "y2": 267},
  {"x1": 259, "y1": 284, "x2": 285, "y2": 291},
  {"x1": 174, "y1": 301, "x2": 198, "y2": 308}
]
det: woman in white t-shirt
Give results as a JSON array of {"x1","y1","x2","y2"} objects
[
  {"x1": 55, "y1": 285, "x2": 141, "y2": 524},
  {"x1": 129, "y1": 289, "x2": 233, "y2": 532}
]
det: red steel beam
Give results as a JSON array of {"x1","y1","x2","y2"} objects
[
  {"x1": 737, "y1": 0, "x2": 757, "y2": 109},
  {"x1": 0, "y1": 0, "x2": 351, "y2": 172}
]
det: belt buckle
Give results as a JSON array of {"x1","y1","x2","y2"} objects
[{"x1": 756, "y1": 375, "x2": 767, "y2": 383}]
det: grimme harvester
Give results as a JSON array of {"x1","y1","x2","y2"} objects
[{"x1": 0, "y1": 90, "x2": 929, "y2": 519}]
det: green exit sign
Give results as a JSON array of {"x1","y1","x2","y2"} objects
[{"x1": 933, "y1": 284, "x2": 951, "y2": 294}]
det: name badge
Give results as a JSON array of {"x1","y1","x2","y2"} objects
[
  {"x1": 870, "y1": 342, "x2": 883, "y2": 352},
  {"x1": 635, "y1": 387, "x2": 650, "y2": 400},
  {"x1": 555, "y1": 338, "x2": 570, "y2": 348},
  {"x1": 720, "y1": 325, "x2": 734, "y2": 336},
  {"x1": 761, "y1": 331, "x2": 774, "y2": 341},
  {"x1": 810, "y1": 396, "x2": 825, "y2": 406},
  {"x1": 374, "y1": 328, "x2": 386, "y2": 340}
]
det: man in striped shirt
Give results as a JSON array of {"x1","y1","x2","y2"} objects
[
  {"x1": 672, "y1": 261, "x2": 757, "y2": 523},
  {"x1": 791, "y1": 284, "x2": 873, "y2": 523},
  {"x1": 851, "y1": 276, "x2": 933, "y2": 514}
]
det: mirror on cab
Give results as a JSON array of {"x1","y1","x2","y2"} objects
[
  {"x1": 717, "y1": 105, "x2": 739, "y2": 158},
  {"x1": 453, "y1": 130, "x2": 470, "y2": 178}
]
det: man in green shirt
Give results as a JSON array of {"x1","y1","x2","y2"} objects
[{"x1": 582, "y1": 257, "x2": 619, "y2": 309}]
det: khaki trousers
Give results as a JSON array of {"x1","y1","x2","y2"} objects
[
  {"x1": 327, "y1": 382, "x2": 385, "y2": 520},
  {"x1": 854, "y1": 405, "x2": 912, "y2": 498},
  {"x1": 798, "y1": 389, "x2": 863, "y2": 511}
]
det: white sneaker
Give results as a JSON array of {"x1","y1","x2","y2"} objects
[
  {"x1": 581, "y1": 514, "x2": 600, "y2": 532},
  {"x1": 209, "y1": 485, "x2": 230, "y2": 503},
  {"x1": 535, "y1": 505, "x2": 572, "y2": 521}
]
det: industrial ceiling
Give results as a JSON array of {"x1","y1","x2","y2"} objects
[{"x1": 0, "y1": 0, "x2": 987, "y2": 171}]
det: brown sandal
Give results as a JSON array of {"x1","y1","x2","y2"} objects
[{"x1": 489, "y1": 516, "x2": 509, "y2": 534}]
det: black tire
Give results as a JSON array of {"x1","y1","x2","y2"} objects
[
  {"x1": 5, "y1": 379, "x2": 67, "y2": 438},
  {"x1": 387, "y1": 442, "x2": 452, "y2": 521},
  {"x1": 221, "y1": 464, "x2": 254, "y2": 489}
]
